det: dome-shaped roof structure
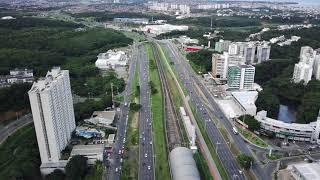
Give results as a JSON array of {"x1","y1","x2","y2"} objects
[{"x1": 169, "y1": 147, "x2": 200, "y2": 180}]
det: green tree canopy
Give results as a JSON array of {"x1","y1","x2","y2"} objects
[
  {"x1": 237, "y1": 154, "x2": 253, "y2": 170},
  {"x1": 65, "y1": 155, "x2": 88, "y2": 180},
  {"x1": 239, "y1": 115, "x2": 261, "y2": 132},
  {"x1": 45, "y1": 169, "x2": 65, "y2": 180}
]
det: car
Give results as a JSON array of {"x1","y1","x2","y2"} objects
[
  {"x1": 120, "y1": 158, "x2": 123, "y2": 163},
  {"x1": 147, "y1": 165, "x2": 151, "y2": 170},
  {"x1": 150, "y1": 141, "x2": 152, "y2": 145},
  {"x1": 145, "y1": 153, "x2": 148, "y2": 158},
  {"x1": 115, "y1": 168, "x2": 118, "y2": 172},
  {"x1": 118, "y1": 150, "x2": 121, "y2": 155}
]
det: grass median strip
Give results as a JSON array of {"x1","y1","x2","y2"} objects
[{"x1": 145, "y1": 43, "x2": 170, "y2": 180}]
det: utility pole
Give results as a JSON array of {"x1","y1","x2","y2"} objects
[{"x1": 111, "y1": 83, "x2": 115, "y2": 109}]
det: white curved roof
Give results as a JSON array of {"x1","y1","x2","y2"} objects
[{"x1": 169, "y1": 147, "x2": 200, "y2": 180}]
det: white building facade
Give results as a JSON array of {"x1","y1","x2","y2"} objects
[
  {"x1": 256, "y1": 44, "x2": 271, "y2": 63},
  {"x1": 28, "y1": 67, "x2": 76, "y2": 173}
]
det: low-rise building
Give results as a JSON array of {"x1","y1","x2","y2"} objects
[
  {"x1": 107, "y1": 134, "x2": 115, "y2": 145},
  {"x1": 113, "y1": 18, "x2": 149, "y2": 25},
  {"x1": 95, "y1": 50, "x2": 128, "y2": 79},
  {"x1": 290, "y1": 162, "x2": 320, "y2": 180},
  {"x1": 231, "y1": 91, "x2": 258, "y2": 116},
  {"x1": 0, "y1": 68, "x2": 34, "y2": 88},
  {"x1": 70, "y1": 144, "x2": 104, "y2": 165},
  {"x1": 84, "y1": 111, "x2": 116, "y2": 128},
  {"x1": 255, "y1": 110, "x2": 320, "y2": 142},
  {"x1": 142, "y1": 24, "x2": 188, "y2": 35}
]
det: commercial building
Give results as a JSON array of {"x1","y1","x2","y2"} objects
[
  {"x1": 169, "y1": 147, "x2": 200, "y2": 180},
  {"x1": 95, "y1": 50, "x2": 128, "y2": 78},
  {"x1": 290, "y1": 162, "x2": 320, "y2": 180},
  {"x1": 95, "y1": 50, "x2": 127, "y2": 70},
  {"x1": 256, "y1": 44, "x2": 271, "y2": 63},
  {"x1": 255, "y1": 110, "x2": 320, "y2": 143},
  {"x1": 227, "y1": 64, "x2": 255, "y2": 90},
  {"x1": 113, "y1": 18, "x2": 149, "y2": 25},
  {"x1": 28, "y1": 67, "x2": 76, "y2": 174},
  {"x1": 142, "y1": 24, "x2": 188, "y2": 35},
  {"x1": 70, "y1": 144, "x2": 104, "y2": 165},
  {"x1": 176, "y1": 35, "x2": 199, "y2": 45}
]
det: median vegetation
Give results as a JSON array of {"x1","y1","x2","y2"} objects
[{"x1": 145, "y1": 43, "x2": 170, "y2": 180}]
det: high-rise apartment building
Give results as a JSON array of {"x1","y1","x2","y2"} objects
[
  {"x1": 28, "y1": 67, "x2": 76, "y2": 171},
  {"x1": 227, "y1": 64, "x2": 255, "y2": 90},
  {"x1": 256, "y1": 44, "x2": 271, "y2": 63},
  {"x1": 212, "y1": 53, "x2": 228, "y2": 79},
  {"x1": 243, "y1": 43, "x2": 256, "y2": 64},
  {"x1": 293, "y1": 46, "x2": 318, "y2": 85},
  {"x1": 293, "y1": 62, "x2": 313, "y2": 84},
  {"x1": 228, "y1": 43, "x2": 238, "y2": 55},
  {"x1": 215, "y1": 39, "x2": 231, "y2": 53}
]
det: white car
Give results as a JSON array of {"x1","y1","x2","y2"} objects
[
  {"x1": 115, "y1": 168, "x2": 118, "y2": 172},
  {"x1": 147, "y1": 165, "x2": 151, "y2": 170},
  {"x1": 145, "y1": 153, "x2": 148, "y2": 158}
]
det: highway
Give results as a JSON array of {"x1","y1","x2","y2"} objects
[
  {"x1": 160, "y1": 40, "x2": 246, "y2": 180},
  {"x1": 161, "y1": 40, "x2": 276, "y2": 180},
  {"x1": 107, "y1": 42, "x2": 138, "y2": 180},
  {"x1": 0, "y1": 113, "x2": 33, "y2": 144},
  {"x1": 138, "y1": 44, "x2": 155, "y2": 180}
]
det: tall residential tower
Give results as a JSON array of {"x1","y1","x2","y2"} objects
[{"x1": 28, "y1": 67, "x2": 75, "y2": 173}]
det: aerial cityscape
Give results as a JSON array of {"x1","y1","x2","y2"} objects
[{"x1": 1, "y1": 0, "x2": 320, "y2": 180}]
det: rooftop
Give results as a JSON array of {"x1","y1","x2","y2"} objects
[
  {"x1": 292, "y1": 162, "x2": 320, "y2": 180},
  {"x1": 71, "y1": 144, "x2": 104, "y2": 156}
]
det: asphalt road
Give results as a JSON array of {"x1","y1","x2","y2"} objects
[
  {"x1": 161, "y1": 40, "x2": 245, "y2": 180},
  {"x1": 162, "y1": 40, "x2": 276, "y2": 180},
  {"x1": 138, "y1": 44, "x2": 155, "y2": 180},
  {"x1": 107, "y1": 42, "x2": 138, "y2": 180},
  {"x1": 0, "y1": 113, "x2": 33, "y2": 144}
]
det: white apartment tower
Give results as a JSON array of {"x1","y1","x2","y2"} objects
[
  {"x1": 293, "y1": 46, "x2": 317, "y2": 85},
  {"x1": 243, "y1": 43, "x2": 256, "y2": 64},
  {"x1": 28, "y1": 67, "x2": 75, "y2": 168},
  {"x1": 257, "y1": 44, "x2": 271, "y2": 63},
  {"x1": 212, "y1": 53, "x2": 229, "y2": 79},
  {"x1": 293, "y1": 62, "x2": 313, "y2": 84},
  {"x1": 227, "y1": 64, "x2": 255, "y2": 90}
]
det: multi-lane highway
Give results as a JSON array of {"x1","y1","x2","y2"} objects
[
  {"x1": 138, "y1": 44, "x2": 155, "y2": 180},
  {"x1": 107, "y1": 42, "x2": 138, "y2": 180},
  {"x1": 161, "y1": 40, "x2": 246, "y2": 180},
  {"x1": 161, "y1": 40, "x2": 277, "y2": 180},
  {"x1": 0, "y1": 113, "x2": 33, "y2": 144}
]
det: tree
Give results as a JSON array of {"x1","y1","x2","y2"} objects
[
  {"x1": 237, "y1": 154, "x2": 253, "y2": 170},
  {"x1": 239, "y1": 115, "x2": 261, "y2": 132},
  {"x1": 130, "y1": 103, "x2": 142, "y2": 112},
  {"x1": 45, "y1": 169, "x2": 65, "y2": 180},
  {"x1": 255, "y1": 88, "x2": 280, "y2": 119},
  {"x1": 65, "y1": 155, "x2": 88, "y2": 180}
]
